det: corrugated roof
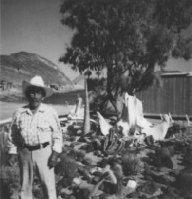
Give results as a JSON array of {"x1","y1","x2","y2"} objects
[{"x1": 161, "y1": 71, "x2": 191, "y2": 76}]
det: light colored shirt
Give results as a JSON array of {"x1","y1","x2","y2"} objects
[{"x1": 8, "y1": 103, "x2": 62, "y2": 154}]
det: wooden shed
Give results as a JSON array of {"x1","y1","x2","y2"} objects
[{"x1": 136, "y1": 72, "x2": 192, "y2": 118}]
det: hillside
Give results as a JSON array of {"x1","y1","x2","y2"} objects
[
  {"x1": 0, "y1": 52, "x2": 74, "y2": 87},
  {"x1": 72, "y1": 74, "x2": 84, "y2": 89}
]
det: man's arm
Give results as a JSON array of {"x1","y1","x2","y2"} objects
[
  {"x1": 50, "y1": 108, "x2": 63, "y2": 153},
  {"x1": 48, "y1": 108, "x2": 63, "y2": 168}
]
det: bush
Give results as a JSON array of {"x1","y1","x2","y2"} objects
[
  {"x1": 121, "y1": 153, "x2": 143, "y2": 176},
  {"x1": 0, "y1": 165, "x2": 20, "y2": 199}
]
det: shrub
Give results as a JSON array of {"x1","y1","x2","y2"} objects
[
  {"x1": 0, "y1": 165, "x2": 20, "y2": 198},
  {"x1": 121, "y1": 153, "x2": 143, "y2": 176}
]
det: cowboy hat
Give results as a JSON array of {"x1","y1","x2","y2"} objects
[{"x1": 22, "y1": 75, "x2": 53, "y2": 98}]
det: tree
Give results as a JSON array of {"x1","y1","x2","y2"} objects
[{"x1": 59, "y1": 0, "x2": 192, "y2": 113}]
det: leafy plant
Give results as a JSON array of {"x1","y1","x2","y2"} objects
[{"x1": 121, "y1": 153, "x2": 143, "y2": 176}]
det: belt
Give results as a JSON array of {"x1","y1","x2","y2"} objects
[{"x1": 24, "y1": 142, "x2": 50, "y2": 151}]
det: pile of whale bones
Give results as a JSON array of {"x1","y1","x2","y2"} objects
[{"x1": 59, "y1": 92, "x2": 192, "y2": 145}]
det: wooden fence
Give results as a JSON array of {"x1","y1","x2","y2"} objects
[{"x1": 137, "y1": 72, "x2": 192, "y2": 118}]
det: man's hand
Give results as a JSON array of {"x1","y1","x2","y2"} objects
[
  {"x1": 7, "y1": 154, "x2": 18, "y2": 166},
  {"x1": 48, "y1": 151, "x2": 60, "y2": 169}
]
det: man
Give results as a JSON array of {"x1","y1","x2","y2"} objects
[{"x1": 8, "y1": 75, "x2": 62, "y2": 199}]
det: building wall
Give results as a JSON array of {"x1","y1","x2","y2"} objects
[{"x1": 136, "y1": 75, "x2": 192, "y2": 117}]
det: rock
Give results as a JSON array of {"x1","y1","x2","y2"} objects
[
  {"x1": 126, "y1": 180, "x2": 137, "y2": 189},
  {"x1": 60, "y1": 188, "x2": 73, "y2": 196}
]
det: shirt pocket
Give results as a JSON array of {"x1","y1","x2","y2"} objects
[{"x1": 37, "y1": 121, "x2": 50, "y2": 131}]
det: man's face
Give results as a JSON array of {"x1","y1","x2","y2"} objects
[{"x1": 26, "y1": 86, "x2": 45, "y2": 109}]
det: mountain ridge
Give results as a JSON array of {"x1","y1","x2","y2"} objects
[{"x1": 0, "y1": 52, "x2": 73, "y2": 87}]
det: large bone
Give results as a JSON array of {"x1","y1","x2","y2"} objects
[{"x1": 141, "y1": 114, "x2": 171, "y2": 141}]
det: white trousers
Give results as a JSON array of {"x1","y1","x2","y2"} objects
[{"x1": 18, "y1": 146, "x2": 57, "y2": 199}]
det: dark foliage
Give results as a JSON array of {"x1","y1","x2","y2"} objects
[{"x1": 60, "y1": 0, "x2": 192, "y2": 98}]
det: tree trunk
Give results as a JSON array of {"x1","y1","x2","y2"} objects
[{"x1": 83, "y1": 77, "x2": 91, "y2": 134}]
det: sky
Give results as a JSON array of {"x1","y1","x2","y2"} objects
[
  {"x1": 1, "y1": 0, "x2": 191, "y2": 81},
  {"x1": 1, "y1": 0, "x2": 79, "y2": 79}
]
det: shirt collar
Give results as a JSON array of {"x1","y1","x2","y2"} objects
[
  {"x1": 38, "y1": 103, "x2": 45, "y2": 112},
  {"x1": 23, "y1": 103, "x2": 45, "y2": 115}
]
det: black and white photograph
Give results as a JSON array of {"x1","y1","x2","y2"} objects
[{"x1": 0, "y1": 0, "x2": 192, "y2": 198}]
